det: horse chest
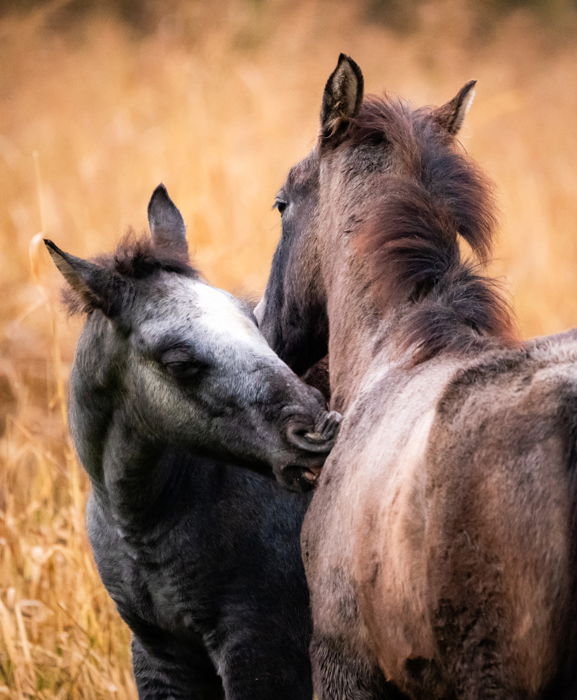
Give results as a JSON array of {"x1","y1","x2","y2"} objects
[
  {"x1": 90, "y1": 510, "x2": 212, "y2": 639},
  {"x1": 126, "y1": 535, "x2": 214, "y2": 635},
  {"x1": 144, "y1": 565, "x2": 204, "y2": 634}
]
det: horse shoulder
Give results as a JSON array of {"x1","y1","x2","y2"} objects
[{"x1": 423, "y1": 350, "x2": 577, "y2": 695}]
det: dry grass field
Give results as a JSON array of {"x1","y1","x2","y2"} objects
[{"x1": 2, "y1": 0, "x2": 577, "y2": 696}]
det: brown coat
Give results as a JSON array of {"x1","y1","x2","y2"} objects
[{"x1": 258, "y1": 55, "x2": 577, "y2": 698}]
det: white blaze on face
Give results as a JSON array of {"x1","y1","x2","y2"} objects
[{"x1": 192, "y1": 281, "x2": 277, "y2": 360}]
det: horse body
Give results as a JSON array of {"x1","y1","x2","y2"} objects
[
  {"x1": 258, "y1": 56, "x2": 577, "y2": 698},
  {"x1": 86, "y1": 452, "x2": 311, "y2": 699},
  {"x1": 47, "y1": 185, "x2": 340, "y2": 698},
  {"x1": 304, "y1": 338, "x2": 577, "y2": 698}
]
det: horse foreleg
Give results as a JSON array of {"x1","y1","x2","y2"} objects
[
  {"x1": 215, "y1": 636, "x2": 313, "y2": 700},
  {"x1": 131, "y1": 636, "x2": 224, "y2": 700}
]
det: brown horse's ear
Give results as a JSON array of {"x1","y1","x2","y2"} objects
[
  {"x1": 432, "y1": 80, "x2": 477, "y2": 135},
  {"x1": 44, "y1": 239, "x2": 127, "y2": 316},
  {"x1": 148, "y1": 184, "x2": 188, "y2": 260},
  {"x1": 320, "y1": 54, "x2": 364, "y2": 146}
]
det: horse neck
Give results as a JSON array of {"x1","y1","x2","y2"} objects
[
  {"x1": 69, "y1": 316, "x2": 182, "y2": 528},
  {"x1": 323, "y1": 244, "x2": 511, "y2": 413},
  {"x1": 324, "y1": 246, "x2": 400, "y2": 412}
]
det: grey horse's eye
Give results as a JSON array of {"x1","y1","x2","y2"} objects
[
  {"x1": 164, "y1": 360, "x2": 206, "y2": 379},
  {"x1": 160, "y1": 347, "x2": 208, "y2": 380}
]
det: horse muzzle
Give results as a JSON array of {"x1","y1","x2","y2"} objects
[
  {"x1": 279, "y1": 409, "x2": 342, "y2": 491},
  {"x1": 285, "y1": 410, "x2": 341, "y2": 450}
]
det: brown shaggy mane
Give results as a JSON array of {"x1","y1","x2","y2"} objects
[
  {"x1": 62, "y1": 232, "x2": 199, "y2": 315},
  {"x1": 400, "y1": 263, "x2": 517, "y2": 364},
  {"x1": 348, "y1": 95, "x2": 516, "y2": 360}
]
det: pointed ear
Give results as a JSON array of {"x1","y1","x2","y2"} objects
[
  {"x1": 147, "y1": 184, "x2": 188, "y2": 259},
  {"x1": 44, "y1": 239, "x2": 128, "y2": 316},
  {"x1": 320, "y1": 54, "x2": 364, "y2": 146},
  {"x1": 433, "y1": 80, "x2": 477, "y2": 135}
]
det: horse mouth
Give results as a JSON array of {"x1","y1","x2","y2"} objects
[
  {"x1": 301, "y1": 467, "x2": 321, "y2": 484},
  {"x1": 281, "y1": 463, "x2": 323, "y2": 492}
]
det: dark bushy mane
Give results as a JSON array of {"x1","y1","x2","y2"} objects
[
  {"x1": 350, "y1": 95, "x2": 516, "y2": 360},
  {"x1": 97, "y1": 231, "x2": 198, "y2": 279},
  {"x1": 63, "y1": 232, "x2": 199, "y2": 315}
]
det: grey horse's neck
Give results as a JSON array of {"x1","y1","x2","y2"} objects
[{"x1": 69, "y1": 314, "x2": 179, "y2": 530}]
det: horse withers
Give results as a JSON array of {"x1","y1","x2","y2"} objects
[
  {"x1": 257, "y1": 55, "x2": 577, "y2": 699},
  {"x1": 45, "y1": 185, "x2": 340, "y2": 699}
]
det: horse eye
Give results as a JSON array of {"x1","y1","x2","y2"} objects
[
  {"x1": 164, "y1": 360, "x2": 205, "y2": 379},
  {"x1": 159, "y1": 348, "x2": 207, "y2": 379},
  {"x1": 274, "y1": 199, "x2": 288, "y2": 214}
]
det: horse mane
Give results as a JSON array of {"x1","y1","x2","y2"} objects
[
  {"x1": 62, "y1": 231, "x2": 199, "y2": 315},
  {"x1": 351, "y1": 96, "x2": 516, "y2": 361}
]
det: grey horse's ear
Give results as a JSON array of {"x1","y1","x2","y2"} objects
[
  {"x1": 320, "y1": 53, "x2": 364, "y2": 146},
  {"x1": 44, "y1": 239, "x2": 128, "y2": 316},
  {"x1": 433, "y1": 80, "x2": 477, "y2": 135},
  {"x1": 147, "y1": 184, "x2": 188, "y2": 259}
]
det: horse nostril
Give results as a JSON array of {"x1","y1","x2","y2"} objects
[
  {"x1": 285, "y1": 415, "x2": 339, "y2": 453},
  {"x1": 302, "y1": 430, "x2": 326, "y2": 444}
]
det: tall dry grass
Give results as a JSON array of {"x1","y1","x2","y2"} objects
[{"x1": 2, "y1": 1, "x2": 577, "y2": 696}]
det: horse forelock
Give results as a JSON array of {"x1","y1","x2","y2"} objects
[
  {"x1": 101, "y1": 231, "x2": 198, "y2": 280},
  {"x1": 342, "y1": 95, "x2": 514, "y2": 361},
  {"x1": 62, "y1": 232, "x2": 199, "y2": 315}
]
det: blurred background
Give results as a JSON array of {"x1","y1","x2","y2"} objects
[{"x1": 2, "y1": 0, "x2": 577, "y2": 696}]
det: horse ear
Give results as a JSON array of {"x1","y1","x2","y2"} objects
[
  {"x1": 320, "y1": 53, "x2": 364, "y2": 145},
  {"x1": 147, "y1": 184, "x2": 188, "y2": 259},
  {"x1": 44, "y1": 239, "x2": 127, "y2": 316},
  {"x1": 433, "y1": 80, "x2": 477, "y2": 135}
]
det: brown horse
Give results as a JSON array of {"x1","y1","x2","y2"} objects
[{"x1": 256, "y1": 55, "x2": 577, "y2": 699}]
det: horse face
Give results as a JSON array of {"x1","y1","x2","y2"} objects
[
  {"x1": 255, "y1": 151, "x2": 327, "y2": 376},
  {"x1": 256, "y1": 55, "x2": 367, "y2": 374},
  {"x1": 45, "y1": 185, "x2": 340, "y2": 491},
  {"x1": 126, "y1": 269, "x2": 340, "y2": 490}
]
